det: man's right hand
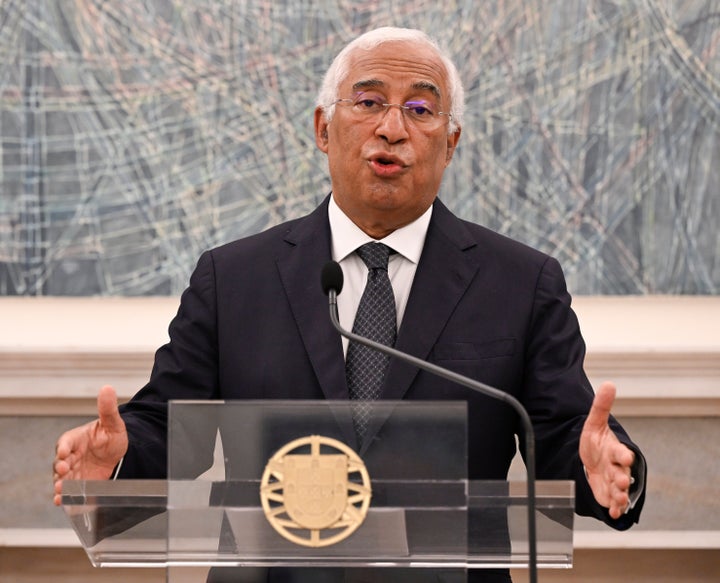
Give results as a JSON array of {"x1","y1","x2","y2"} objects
[{"x1": 53, "y1": 385, "x2": 129, "y2": 506}]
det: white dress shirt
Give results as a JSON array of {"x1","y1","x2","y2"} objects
[{"x1": 328, "y1": 195, "x2": 432, "y2": 356}]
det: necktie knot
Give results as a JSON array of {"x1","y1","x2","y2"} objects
[{"x1": 356, "y1": 242, "x2": 392, "y2": 271}]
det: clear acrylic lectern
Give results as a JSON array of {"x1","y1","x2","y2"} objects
[{"x1": 62, "y1": 400, "x2": 575, "y2": 581}]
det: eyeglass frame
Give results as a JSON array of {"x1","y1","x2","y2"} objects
[{"x1": 330, "y1": 91, "x2": 454, "y2": 129}]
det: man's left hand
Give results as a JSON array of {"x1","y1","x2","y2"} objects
[{"x1": 579, "y1": 381, "x2": 635, "y2": 519}]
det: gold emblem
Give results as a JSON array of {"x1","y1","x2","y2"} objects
[{"x1": 260, "y1": 435, "x2": 372, "y2": 547}]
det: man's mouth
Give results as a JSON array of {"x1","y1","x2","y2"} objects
[
  {"x1": 371, "y1": 153, "x2": 404, "y2": 165},
  {"x1": 369, "y1": 154, "x2": 406, "y2": 176}
]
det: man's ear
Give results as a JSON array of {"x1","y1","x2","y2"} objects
[
  {"x1": 314, "y1": 107, "x2": 330, "y2": 153},
  {"x1": 444, "y1": 126, "x2": 461, "y2": 166}
]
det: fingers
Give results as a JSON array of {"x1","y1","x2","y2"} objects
[
  {"x1": 611, "y1": 441, "x2": 636, "y2": 468},
  {"x1": 54, "y1": 427, "x2": 75, "y2": 460},
  {"x1": 608, "y1": 491, "x2": 630, "y2": 518},
  {"x1": 53, "y1": 476, "x2": 64, "y2": 506},
  {"x1": 53, "y1": 425, "x2": 81, "y2": 476},
  {"x1": 97, "y1": 385, "x2": 123, "y2": 432},
  {"x1": 608, "y1": 472, "x2": 633, "y2": 518},
  {"x1": 53, "y1": 458, "x2": 69, "y2": 478},
  {"x1": 585, "y1": 381, "x2": 616, "y2": 432},
  {"x1": 603, "y1": 443, "x2": 637, "y2": 518},
  {"x1": 52, "y1": 454, "x2": 68, "y2": 506},
  {"x1": 53, "y1": 430, "x2": 76, "y2": 506}
]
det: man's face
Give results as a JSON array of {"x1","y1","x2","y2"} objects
[{"x1": 315, "y1": 40, "x2": 461, "y2": 239}]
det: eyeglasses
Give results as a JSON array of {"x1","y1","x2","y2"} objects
[{"x1": 332, "y1": 92, "x2": 452, "y2": 130}]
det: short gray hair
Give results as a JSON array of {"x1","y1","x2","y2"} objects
[{"x1": 316, "y1": 27, "x2": 464, "y2": 134}]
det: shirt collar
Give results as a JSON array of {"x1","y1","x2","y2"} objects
[{"x1": 329, "y1": 195, "x2": 432, "y2": 264}]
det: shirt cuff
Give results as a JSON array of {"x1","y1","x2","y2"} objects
[
  {"x1": 626, "y1": 453, "x2": 646, "y2": 512},
  {"x1": 111, "y1": 457, "x2": 124, "y2": 480}
]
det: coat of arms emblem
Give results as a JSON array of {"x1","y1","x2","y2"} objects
[{"x1": 260, "y1": 435, "x2": 372, "y2": 547}]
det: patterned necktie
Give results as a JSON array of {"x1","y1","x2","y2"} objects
[{"x1": 346, "y1": 242, "x2": 397, "y2": 443}]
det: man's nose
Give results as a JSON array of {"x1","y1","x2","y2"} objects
[{"x1": 375, "y1": 105, "x2": 410, "y2": 142}]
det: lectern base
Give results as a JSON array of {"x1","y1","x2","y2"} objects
[{"x1": 200, "y1": 566, "x2": 502, "y2": 583}]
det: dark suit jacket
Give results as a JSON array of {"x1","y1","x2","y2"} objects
[{"x1": 119, "y1": 195, "x2": 645, "y2": 532}]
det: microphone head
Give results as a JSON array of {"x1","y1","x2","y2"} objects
[{"x1": 321, "y1": 261, "x2": 344, "y2": 296}]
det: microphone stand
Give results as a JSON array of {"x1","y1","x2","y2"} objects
[{"x1": 327, "y1": 287, "x2": 539, "y2": 583}]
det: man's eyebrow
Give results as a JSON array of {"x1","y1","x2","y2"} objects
[
  {"x1": 351, "y1": 79, "x2": 384, "y2": 92},
  {"x1": 350, "y1": 79, "x2": 442, "y2": 100},
  {"x1": 411, "y1": 81, "x2": 441, "y2": 100}
]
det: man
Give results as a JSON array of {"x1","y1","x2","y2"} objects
[{"x1": 54, "y1": 27, "x2": 645, "y2": 582}]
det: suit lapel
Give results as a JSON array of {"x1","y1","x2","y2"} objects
[
  {"x1": 381, "y1": 199, "x2": 480, "y2": 401},
  {"x1": 275, "y1": 197, "x2": 349, "y2": 404}
]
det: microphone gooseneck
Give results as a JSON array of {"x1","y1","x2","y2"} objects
[{"x1": 321, "y1": 260, "x2": 538, "y2": 583}]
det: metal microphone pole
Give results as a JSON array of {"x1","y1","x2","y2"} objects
[{"x1": 326, "y1": 284, "x2": 538, "y2": 583}]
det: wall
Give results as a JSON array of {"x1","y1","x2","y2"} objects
[{"x1": 1, "y1": 0, "x2": 718, "y2": 296}]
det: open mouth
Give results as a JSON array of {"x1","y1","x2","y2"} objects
[
  {"x1": 369, "y1": 158, "x2": 405, "y2": 177},
  {"x1": 370, "y1": 153, "x2": 405, "y2": 167}
]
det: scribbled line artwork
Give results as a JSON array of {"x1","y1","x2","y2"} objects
[{"x1": 0, "y1": 0, "x2": 718, "y2": 295}]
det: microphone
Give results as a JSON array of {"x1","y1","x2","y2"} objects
[{"x1": 321, "y1": 260, "x2": 538, "y2": 583}]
